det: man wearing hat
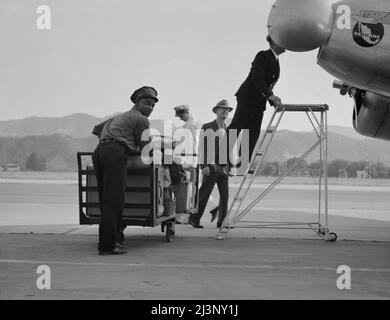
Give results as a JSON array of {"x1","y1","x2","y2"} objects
[
  {"x1": 188, "y1": 100, "x2": 233, "y2": 236},
  {"x1": 173, "y1": 105, "x2": 202, "y2": 223},
  {"x1": 92, "y1": 86, "x2": 158, "y2": 255},
  {"x1": 228, "y1": 35, "x2": 285, "y2": 168},
  {"x1": 174, "y1": 105, "x2": 202, "y2": 147}
]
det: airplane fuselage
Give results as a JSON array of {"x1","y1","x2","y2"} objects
[
  {"x1": 318, "y1": 0, "x2": 390, "y2": 97},
  {"x1": 268, "y1": 0, "x2": 390, "y2": 140}
]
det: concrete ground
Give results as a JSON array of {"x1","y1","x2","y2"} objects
[
  {"x1": 0, "y1": 180, "x2": 389, "y2": 299},
  {"x1": 1, "y1": 217, "x2": 389, "y2": 300}
]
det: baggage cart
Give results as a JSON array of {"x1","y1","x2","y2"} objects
[{"x1": 77, "y1": 151, "x2": 199, "y2": 242}]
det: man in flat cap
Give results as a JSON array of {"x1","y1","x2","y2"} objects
[
  {"x1": 174, "y1": 105, "x2": 202, "y2": 147},
  {"x1": 173, "y1": 105, "x2": 202, "y2": 222},
  {"x1": 228, "y1": 35, "x2": 285, "y2": 169},
  {"x1": 92, "y1": 86, "x2": 158, "y2": 255},
  {"x1": 189, "y1": 100, "x2": 233, "y2": 238}
]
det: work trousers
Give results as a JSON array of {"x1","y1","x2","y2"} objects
[
  {"x1": 92, "y1": 142, "x2": 127, "y2": 252},
  {"x1": 191, "y1": 167, "x2": 229, "y2": 228}
]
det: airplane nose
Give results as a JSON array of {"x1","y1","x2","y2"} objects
[{"x1": 267, "y1": 0, "x2": 334, "y2": 52}]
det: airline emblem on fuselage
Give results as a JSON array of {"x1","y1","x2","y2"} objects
[{"x1": 352, "y1": 10, "x2": 390, "y2": 47}]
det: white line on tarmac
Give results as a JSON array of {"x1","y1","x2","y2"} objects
[
  {"x1": 1, "y1": 259, "x2": 390, "y2": 273},
  {"x1": 0, "y1": 179, "x2": 77, "y2": 185},
  {"x1": 230, "y1": 183, "x2": 390, "y2": 192}
]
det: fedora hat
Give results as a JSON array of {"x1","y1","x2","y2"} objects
[{"x1": 212, "y1": 99, "x2": 233, "y2": 113}]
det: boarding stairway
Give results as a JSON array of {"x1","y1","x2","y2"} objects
[{"x1": 219, "y1": 104, "x2": 337, "y2": 242}]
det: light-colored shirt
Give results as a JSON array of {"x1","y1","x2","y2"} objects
[
  {"x1": 100, "y1": 107, "x2": 150, "y2": 153},
  {"x1": 215, "y1": 120, "x2": 227, "y2": 130},
  {"x1": 271, "y1": 48, "x2": 279, "y2": 61},
  {"x1": 183, "y1": 113, "x2": 202, "y2": 145},
  {"x1": 181, "y1": 113, "x2": 201, "y2": 166}
]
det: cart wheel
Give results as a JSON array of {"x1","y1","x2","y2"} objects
[
  {"x1": 165, "y1": 221, "x2": 175, "y2": 242},
  {"x1": 327, "y1": 232, "x2": 337, "y2": 242},
  {"x1": 318, "y1": 227, "x2": 328, "y2": 236}
]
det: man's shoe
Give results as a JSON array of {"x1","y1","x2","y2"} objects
[
  {"x1": 215, "y1": 233, "x2": 224, "y2": 240},
  {"x1": 99, "y1": 246, "x2": 127, "y2": 255},
  {"x1": 210, "y1": 206, "x2": 218, "y2": 223},
  {"x1": 188, "y1": 220, "x2": 204, "y2": 229},
  {"x1": 217, "y1": 226, "x2": 230, "y2": 233},
  {"x1": 115, "y1": 242, "x2": 125, "y2": 250}
]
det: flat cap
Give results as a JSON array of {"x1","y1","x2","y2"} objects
[
  {"x1": 174, "y1": 105, "x2": 190, "y2": 116},
  {"x1": 212, "y1": 99, "x2": 233, "y2": 113},
  {"x1": 130, "y1": 86, "x2": 159, "y2": 103}
]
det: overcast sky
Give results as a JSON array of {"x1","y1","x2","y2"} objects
[{"x1": 0, "y1": 0, "x2": 354, "y2": 131}]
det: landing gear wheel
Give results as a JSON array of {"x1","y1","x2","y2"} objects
[
  {"x1": 327, "y1": 232, "x2": 337, "y2": 242},
  {"x1": 165, "y1": 221, "x2": 175, "y2": 242}
]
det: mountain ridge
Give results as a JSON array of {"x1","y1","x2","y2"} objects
[
  {"x1": 0, "y1": 113, "x2": 366, "y2": 140},
  {"x1": 0, "y1": 113, "x2": 389, "y2": 171}
]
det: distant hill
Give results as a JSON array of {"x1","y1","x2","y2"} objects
[
  {"x1": 0, "y1": 113, "x2": 389, "y2": 171},
  {"x1": 0, "y1": 134, "x2": 97, "y2": 171},
  {"x1": 265, "y1": 130, "x2": 390, "y2": 163},
  {"x1": 0, "y1": 113, "x2": 107, "y2": 138},
  {"x1": 0, "y1": 113, "x2": 177, "y2": 138},
  {"x1": 328, "y1": 125, "x2": 365, "y2": 140},
  {"x1": 0, "y1": 131, "x2": 389, "y2": 172}
]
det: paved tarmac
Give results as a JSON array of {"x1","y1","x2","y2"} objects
[
  {"x1": 1, "y1": 228, "x2": 389, "y2": 300},
  {"x1": 0, "y1": 180, "x2": 389, "y2": 299}
]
